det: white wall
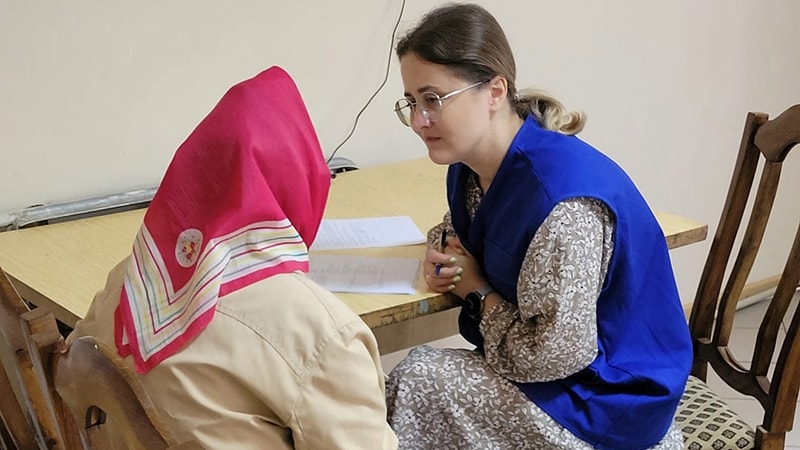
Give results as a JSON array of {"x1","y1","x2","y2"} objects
[{"x1": 2, "y1": 0, "x2": 799, "y2": 304}]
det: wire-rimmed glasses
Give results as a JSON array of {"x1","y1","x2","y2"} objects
[{"x1": 394, "y1": 80, "x2": 487, "y2": 127}]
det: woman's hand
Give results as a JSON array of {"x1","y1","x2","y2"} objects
[
  {"x1": 423, "y1": 235, "x2": 487, "y2": 298},
  {"x1": 423, "y1": 243, "x2": 460, "y2": 292}
]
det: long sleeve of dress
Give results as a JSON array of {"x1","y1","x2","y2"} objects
[
  {"x1": 426, "y1": 211, "x2": 452, "y2": 246},
  {"x1": 480, "y1": 198, "x2": 615, "y2": 383}
]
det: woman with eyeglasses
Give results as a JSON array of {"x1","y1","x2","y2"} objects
[{"x1": 386, "y1": 4, "x2": 691, "y2": 450}]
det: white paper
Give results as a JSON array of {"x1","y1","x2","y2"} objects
[
  {"x1": 309, "y1": 254, "x2": 420, "y2": 294},
  {"x1": 311, "y1": 216, "x2": 426, "y2": 251}
]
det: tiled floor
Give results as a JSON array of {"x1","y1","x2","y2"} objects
[{"x1": 380, "y1": 291, "x2": 800, "y2": 448}]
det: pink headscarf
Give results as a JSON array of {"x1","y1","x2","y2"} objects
[{"x1": 115, "y1": 66, "x2": 330, "y2": 373}]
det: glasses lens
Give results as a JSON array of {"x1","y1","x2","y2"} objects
[
  {"x1": 420, "y1": 93, "x2": 443, "y2": 122},
  {"x1": 394, "y1": 99, "x2": 413, "y2": 127}
]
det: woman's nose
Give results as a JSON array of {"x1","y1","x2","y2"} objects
[{"x1": 410, "y1": 108, "x2": 431, "y2": 131}]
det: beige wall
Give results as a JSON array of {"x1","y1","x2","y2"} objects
[{"x1": 2, "y1": 1, "x2": 799, "y2": 303}]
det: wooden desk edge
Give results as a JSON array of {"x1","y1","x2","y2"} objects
[
  {"x1": 9, "y1": 274, "x2": 81, "y2": 329},
  {"x1": 358, "y1": 292, "x2": 460, "y2": 329},
  {"x1": 666, "y1": 223, "x2": 708, "y2": 250}
]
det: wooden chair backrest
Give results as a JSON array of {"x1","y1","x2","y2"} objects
[
  {"x1": 20, "y1": 305, "x2": 203, "y2": 449},
  {"x1": 0, "y1": 265, "x2": 81, "y2": 449},
  {"x1": 2, "y1": 262, "x2": 202, "y2": 450},
  {"x1": 1, "y1": 419, "x2": 17, "y2": 450},
  {"x1": 688, "y1": 104, "x2": 800, "y2": 448},
  {"x1": 1, "y1": 346, "x2": 36, "y2": 450},
  {"x1": 50, "y1": 335, "x2": 180, "y2": 450}
]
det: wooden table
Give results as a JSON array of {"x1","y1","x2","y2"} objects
[{"x1": 0, "y1": 158, "x2": 708, "y2": 353}]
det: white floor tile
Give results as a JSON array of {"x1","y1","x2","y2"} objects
[
  {"x1": 784, "y1": 292, "x2": 800, "y2": 332},
  {"x1": 733, "y1": 299, "x2": 769, "y2": 328}
]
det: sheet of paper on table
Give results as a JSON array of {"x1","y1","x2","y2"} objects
[
  {"x1": 309, "y1": 254, "x2": 420, "y2": 295},
  {"x1": 311, "y1": 216, "x2": 426, "y2": 251}
]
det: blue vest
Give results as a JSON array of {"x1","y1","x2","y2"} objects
[{"x1": 447, "y1": 116, "x2": 691, "y2": 449}]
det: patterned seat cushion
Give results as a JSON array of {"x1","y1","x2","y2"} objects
[{"x1": 676, "y1": 375, "x2": 756, "y2": 449}]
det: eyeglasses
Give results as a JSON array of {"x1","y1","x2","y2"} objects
[{"x1": 394, "y1": 81, "x2": 486, "y2": 127}]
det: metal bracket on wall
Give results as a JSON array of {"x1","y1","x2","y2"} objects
[
  {"x1": 0, "y1": 157, "x2": 357, "y2": 232},
  {"x1": 0, "y1": 188, "x2": 157, "y2": 232}
]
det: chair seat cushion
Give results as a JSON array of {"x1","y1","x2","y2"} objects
[{"x1": 676, "y1": 375, "x2": 756, "y2": 449}]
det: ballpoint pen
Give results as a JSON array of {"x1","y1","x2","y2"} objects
[{"x1": 434, "y1": 229, "x2": 448, "y2": 276}]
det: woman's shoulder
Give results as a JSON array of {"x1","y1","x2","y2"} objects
[
  {"x1": 213, "y1": 272, "x2": 374, "y2": 376},
  {"x1": 216, "y1": 272, "x2": 367, "y2": 340}
]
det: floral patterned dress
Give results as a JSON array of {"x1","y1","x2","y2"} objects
[{"x1": 386, "y1": 175, "x2": 685, "y2": 449}]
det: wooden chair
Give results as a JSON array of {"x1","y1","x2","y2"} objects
[
  {"x1": 677, "y1": 104, "x2": 800, "y2": 449},
  {"x1": 0, "y1": 265, "x2": 82, "y2": 449},
  {"x1": 21, "y1": 305, "x2": 203, "y2": 449},
  {"x1": 1, "y1": 421, "x2": 15, "y2": 450},
  {"x1": 1, "y1": 355, "x2": 35, "y2": 450},
  {"x1": 1, "y1": 265, "x2": 201, "y2": 449}
]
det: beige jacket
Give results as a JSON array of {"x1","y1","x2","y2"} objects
[{"x1": 69, "y1": 258, "x2": 398, "y2": 450}]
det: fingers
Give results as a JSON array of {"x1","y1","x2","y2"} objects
[
  {"x1": 424, "y1": 245, "x2": 466, "y2": 292},
  {"x1": 424, "y1": 255, "x2": 461, "y2": 278},
  {"x1": 424, "y1": 260, "x2": 463, "y2": 292},
  {"x1": 425, "y1": 247, "x2": 457, "y2": 273},
  {"x1": 431, "y1": 262, "x2": 463, "y2": 280},
  {"x1": 424, "y1": 273, "x2": 456, "y2": 292}
]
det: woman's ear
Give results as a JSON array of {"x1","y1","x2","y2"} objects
[{"x1": 487, "y1": 76, "x2": 509, "y2": 111}]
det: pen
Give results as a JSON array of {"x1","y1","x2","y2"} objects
[{"x1": 434, "y1": 229, "x2": 448, "y2": 276}]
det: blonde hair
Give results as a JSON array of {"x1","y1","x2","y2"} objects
[{"x1": 514, "y1": 88, "x2": 586, "y2": 136}]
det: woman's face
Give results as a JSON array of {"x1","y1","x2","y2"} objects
[{"x1": 399, "y1": 53, "x2": 491, "y2": 165}]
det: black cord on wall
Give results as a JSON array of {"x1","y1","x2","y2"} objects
[{"x1": 325, "y1": 0, "x2": 406, "y2": 166}]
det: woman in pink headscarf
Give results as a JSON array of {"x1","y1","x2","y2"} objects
[{"x1": 68, "y1": 66, "x2": 398, "y2": 450}]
